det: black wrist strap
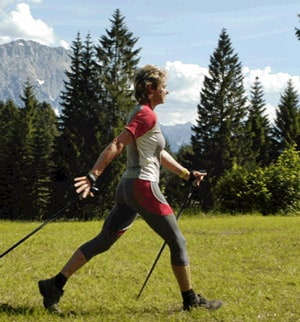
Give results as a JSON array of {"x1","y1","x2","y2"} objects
[
  {"x1": 87, "y1": 172, "x2": 97, "y2": 185},
  {"x1": 87, "y1": 172, "x2": 99, "y2": 195}
]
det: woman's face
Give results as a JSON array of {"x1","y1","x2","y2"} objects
[{"x1": 150, "y1": 80, "x2": 169, "y2": 108}]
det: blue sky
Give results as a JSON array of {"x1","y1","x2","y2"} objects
[{"x1": 0, "y1": 0, "x2": 300, "y2": 124}]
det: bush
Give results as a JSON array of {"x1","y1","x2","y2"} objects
[
  {"x1": 213, "y1": 165, "x2": 270, "y2": 214},
  {"x1": 213, "y1": 146, "x2": 300, "y2": 215},
  {"x1": 262, "y1": 145, "x2": 300, "y2": 215}
]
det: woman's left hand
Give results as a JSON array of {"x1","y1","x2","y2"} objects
[{"x1": 190, "y1": 170, "x2": 207, "y2": 186}]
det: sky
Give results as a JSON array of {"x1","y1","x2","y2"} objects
[{"x1": 0, "y1": 0, "x2": 300, "y2": 125}]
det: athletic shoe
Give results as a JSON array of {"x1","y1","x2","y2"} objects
[
  {"x1": 38, "y1": 277, "x2": 64, "y2": 311},
  {"x1": 183, "y1": 293, "x2": 223, "y2": 311}
]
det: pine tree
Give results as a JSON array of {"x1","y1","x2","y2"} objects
[
  {"x1": 296, "y1": 14, "x2": 300, "y2": 41},
  {"x1": 32, "y1": 101, "x2": 59, "y2": 218},
  {"x1": 191, "y1": 29, "x2": 248, "y2": 208},
  {"x1": 273, "y1": 79, "x2": 300, "y2": 154},
  {"x1": 96, "y1": 9, "x2": 140, "y2": 139},
  {"x1": 59, "y1": 33, "x2": 95, "y2": 177},
  {"x1": 19, "y1": 82, "x2": 59, "y2": 219},
  {"x1": 56, "y1": 10, "x2": 141, "y2": 218},
  {"x1": 246, "y1": 77, "x2": 273, "y2": 166},
  {"x1": 0, "y1": 100, "x2": 23, "y2": 218},
  {"x1": 93, "y1": 9, "x2": 141, "y2": 215},
  {"x1": 0, "y1": 83, "x2": 59, "y2": 219},
  {"x1": 56, "y1": 33, "x2": 102, "y2": 218},
  {"x1": 55, "y1": 33, "x2": 84, "y2": 194}
]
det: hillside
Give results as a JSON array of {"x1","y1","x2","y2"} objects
[
  {"x1": 0, "y1": 39, "x2": 71, "y2": 110},
  {"x1": 0, "y1": 39, "x2": 191, "y2": 151},
  {"x1": 161, "y1": 122, "x2": 192, "y2": 152}
]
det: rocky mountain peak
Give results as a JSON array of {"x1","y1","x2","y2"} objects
[
  {"x1": 0, "y1": 39, "x2": 71, "y2": 109},
  {"x1": 0, "y1": 39, "x2": 192, "y2": 152}
]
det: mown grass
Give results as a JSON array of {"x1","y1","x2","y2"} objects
[{"x1": 0, "y1": 214, "x2": 299, "y2": 322}]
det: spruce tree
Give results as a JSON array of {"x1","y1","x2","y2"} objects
[
  {"x1": 19, "y1": 82, "x2": 59, "y2": 219},
  {"x1": 93, "y1": 9, "x2": 141, "y2": 215},
  {"x1": 56, "y1": 33, "x2": 102, "y2": 218},
  {"x1": 246, "y1": 77, "x2": 273, "y2": 166},
  {"x1": 0, "y1": 83, "x2": 59, "y2": 219},
  {"x1": 55, "y1": 33, "x2": 84, "y2": 194},
  {"x1": 59, "y1": 33, "x2": 97, "y2": 178},
  {"x1": 57, "y1": 10, "x2": 141, "y2": 218},
  {"x1": 273, "y1": 79, "x2": 300, "y2": 154},
  {"x1": 296, "y1": 14, "x2": 300, "y2": 41},
  {"x1": 32, "y1": 101, "x2": 59, "y2": 218},
  {"x1": 96, "y1": 9, "x2": 140, "y2": 138},
  {"x1": 191, "y1": 29, "x2": 248, "y2": 208},
  {"x1": 0, "y1": 100, "x2": 24, "y2": 218}
]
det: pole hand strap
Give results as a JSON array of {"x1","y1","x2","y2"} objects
[{"x1": 87, "y1": 172, "x2": 99, "y2": 194}]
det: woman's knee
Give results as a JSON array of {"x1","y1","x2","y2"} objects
[
  {"x1": 79, "y1": 232, "x2": 117, "y2": 260},
  {"x1": 169, "y1": 234, "x2": 188, "y2": 265}
]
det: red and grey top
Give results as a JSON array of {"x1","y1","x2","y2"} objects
[{"x1": 124, "y1": 104, "x2": 165, "y2": 183}]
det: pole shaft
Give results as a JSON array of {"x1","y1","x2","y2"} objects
[{"x1": 0, "y1": 199, "x2": 78, "y2": 259}]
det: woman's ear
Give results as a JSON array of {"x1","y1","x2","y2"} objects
[{"x1": 146, "y1": 83, "x2": 154, "y2": 94}]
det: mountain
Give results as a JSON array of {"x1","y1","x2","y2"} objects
[
  {"x1": 161, "y1": 122, "x2": 193, "y2": 152},
  {"x1": 0, "y1": 39, "x2": 192, "y2": 152},
  {"x1": 0, "y1": 39, "x2": 71, "y2": 110}
]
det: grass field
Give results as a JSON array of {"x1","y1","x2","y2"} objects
[{"x1": 0, "y1": 214, "x2": 299, "y2": 321}]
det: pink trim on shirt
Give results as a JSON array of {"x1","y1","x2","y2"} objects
[{"x1": 126, "y1": 105, "x2": 157, "y2": 139}]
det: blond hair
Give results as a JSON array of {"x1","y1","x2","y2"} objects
[{"x1": 134, "y1": 65, "x2": 167, "y2": 104}]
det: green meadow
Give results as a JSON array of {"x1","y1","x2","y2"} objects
[{"x1": 0, "y1": 214, "x2": 299, "y2": 321}]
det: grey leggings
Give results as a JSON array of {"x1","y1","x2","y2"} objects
[{"x1": 79, "y1": 178, "x2": 188, "y2": 266}]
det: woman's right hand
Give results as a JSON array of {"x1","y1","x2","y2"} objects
[{"x1": 74, "y1": 176, "x2": 93, "y2": 199}]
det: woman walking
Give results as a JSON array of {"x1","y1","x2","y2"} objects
[{"x1": 38, "y1": 65, "x2": 222, "y2": 313}]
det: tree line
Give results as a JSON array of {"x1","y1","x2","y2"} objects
[{"x1": 0, "y1": 10, "x2": 299, "y2": 220}]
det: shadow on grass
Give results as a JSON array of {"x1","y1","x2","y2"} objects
[
  {"x1": 0, "y1": 303, "x2": 35, "y2": 316},
  {"x1": 0, "y1": 302, "x2": 75, "y2": 319},
  {"x1": 0, "y1": 303, "x2": 117, "y2": 320},
  {"x1": 0, "y1": 302, "x2": 223, "y2": 320}
]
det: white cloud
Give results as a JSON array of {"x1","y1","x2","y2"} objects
[
  {"x1": 53, "y1": 107, "x2": 60, "y2": 117},
  {"x1": 157, "y1": 61, "x2": 300, "y2": 125},
  {"x1": 166, "y1": 60, "x2": 207, "y2": 103},
  {"x1": 243, "y1": 66, "x2": 300, "y2": 94},
  {"x1": 0, "y1": 3, "x2": 55, "y2": 45},
  {"x1": 243, "y1": 66, "x2": 300, "y2": 122},
  {"x1": 0, "y1": 2, "x2": 57, "y2": 46},
  {"x1": 0, "y1": 2, "x2": 70, "y2": 48},
  {"x1": 156, "y1": 61, "x2": 207, "y2": 125},
  {"x1": 59, "y1": 39, "x2": 70, "y2": 50}
]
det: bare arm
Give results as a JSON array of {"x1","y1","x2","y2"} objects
[
  {"x1": 160, "y1": 149, "x2": 207, "y2": 186},
  {"x1": 90, "y1": 129, "x2": 133, "y2": 177},
  {"x1": 74, "y1": 129, "x2": 133, "y2": 198},
  {"x1": 160, "y1": 150, "x2": 190, "y2": 179}
]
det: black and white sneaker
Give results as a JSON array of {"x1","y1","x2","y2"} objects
[
  {"x1": 183, "y1": 293, "x2": 223, "y2": 311},
  {"x1": 38, "y1": 277, "x2": 64, "y2": 312}
]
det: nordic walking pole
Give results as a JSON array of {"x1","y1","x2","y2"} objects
[
  {"x1": 0, "y1": 186, "x2": 99, "y2": 259},
  {"x1": 0, "y1": 199, "x2": 78, "y2": 259},
  {"x1": 136, "y1": 184, "x2": 195, "y2": 300}
]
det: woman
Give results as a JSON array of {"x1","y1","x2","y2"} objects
[{"x1": 38, "y1": 65, "x2": 222, "y2": 312}]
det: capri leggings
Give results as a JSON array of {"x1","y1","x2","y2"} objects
[{"x1": 79, "y1": 178, "x2": 189, "y2": 266}]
